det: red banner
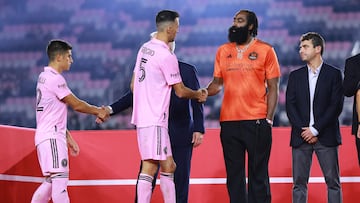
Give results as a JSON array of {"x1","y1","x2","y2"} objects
[{"x1": 1, "y1": 125, "x2": 359, "y2": 202}]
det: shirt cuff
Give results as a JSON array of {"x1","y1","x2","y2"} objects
[
  {"x1": 107, "y1": 106, "x2": 114, "y2": 114},
  {"x1": 309, "y1": 126, "x2": 319, "y2": 136}
]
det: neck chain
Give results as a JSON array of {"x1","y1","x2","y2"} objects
[{"x1": 236, "y1": 38, "x2": 255, "y2": 59}]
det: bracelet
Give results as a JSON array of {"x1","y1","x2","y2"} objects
[{"x1": 266, "y1": 119, "x2": 273, "y2": 125}]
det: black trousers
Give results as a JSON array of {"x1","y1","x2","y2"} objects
[
  {"x1": 220, "y1": 119, "x2": 272, "y2": 203},
  {"x1": 356, "y1": 136, "x2": 360, "y2": 165}
]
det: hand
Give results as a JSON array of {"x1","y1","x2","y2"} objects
[
  {"x1": 307, "y1": 136, "x2": 318, "y2": 144},
  {"x1": 192, "y1": 132, "x2": 204, "y2": 148},
  {"x1": 66, "y1": 131, "x2": 80, "y2": 156},
  {"x1": 96, "y1": 106, "x2": 111, "y2": 124},
  {"x1": 197, "y1": 88, "x2": 208, "y2": 103},
  {"x1": 301, "y1": 127, "x2": 316, "y2": 143},
  {"x1": 68, "y1": 139, "x2": 80, "y2": 156},
  {"x1": 357, "y1": 126, "x2": 360, "y2": 139}
]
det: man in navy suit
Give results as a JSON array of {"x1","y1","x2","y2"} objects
[
  {"x1": 343, "y1": 53, "x2": 360, "y2": 165},
  {"x1": 100, "y1": 38, "x2": 205, "y2": 203},
  {"x1": 285, "y1": 32, "x2": 344, "y2": 203}
]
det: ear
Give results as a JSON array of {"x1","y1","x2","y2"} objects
[
  {"x1": 55, "y1": 53, "x2": 63, "y2": 62},
  {"x1": 166, "y1": 25, "x2": 173, "y2": 34},
  {"x1": 315, "y1": 45, "x2": 322, "y2": 54}
]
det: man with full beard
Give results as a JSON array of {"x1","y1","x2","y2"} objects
[{"x1": 206, "y1": 10, "x2": 281, "y2": 203}]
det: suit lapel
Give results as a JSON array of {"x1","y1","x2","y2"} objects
[
  {"x1": 298, "y1": 66, "x2": 311, "y2": 122},
  {"x1": 313, "y1": 63, "x2": 326, "y2": 101}
]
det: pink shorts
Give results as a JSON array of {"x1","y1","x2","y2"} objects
[
  {"x1": 137, "y1": 126, "x2": 172, "y2": 161},
  {"x1": 36, "y1": 138, "x2": 69, "y2": 176}
]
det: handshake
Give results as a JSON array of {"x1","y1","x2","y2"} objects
[
  {"x1": 197, "y1": 88, "x2": 208, "y2": 103},
  {"x1": 95, "y1": 106, "x2": 111, "y2": 124}
]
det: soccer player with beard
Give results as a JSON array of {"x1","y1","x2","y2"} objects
[{"x1": 206, "y1": 10, "x2": 281, "y2": 203}]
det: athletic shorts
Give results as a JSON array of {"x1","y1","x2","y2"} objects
[
  {"x1": 137, "y1": 126, "x2": 172, "y2": 161},
  {"x1": 36, "y1": 138, "x2": 69, "y2": 176}
]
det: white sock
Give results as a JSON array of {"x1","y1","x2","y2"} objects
[
  {"x1": 160, "y1": 172, "x2": 175, "y2": 203},
  {"x1": 137, "y1": 173, "x2": 154, "y2": 203}
]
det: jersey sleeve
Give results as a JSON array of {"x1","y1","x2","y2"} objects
[
  {"x1": 213, "y1": 46, "x2": 224, "y2": 78},
  {"x1": 162, "y1": 54, "x2": 182, "y2": 85},
  {"x1": 265, "y1": 47, "x2": 281, "y2": 79},
  {"x1": 51, "y1": 75, "x2": 72, "y2": 100}
]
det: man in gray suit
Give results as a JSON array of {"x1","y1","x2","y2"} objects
[{"x1": 286, "y1": 32, "x2": 344, "y2": 203}]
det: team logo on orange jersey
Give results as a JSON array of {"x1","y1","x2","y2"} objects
[{"x1": 249, "y1": 52, "x2": 258, "y2": 60}]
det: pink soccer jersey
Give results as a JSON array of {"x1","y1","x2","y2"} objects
[
  {"x1": 35, "y1": 66, "x2": 72, "y2": 145},
  {"x1": 131, "y1": 38, "x2": 182, "y2": 128}
]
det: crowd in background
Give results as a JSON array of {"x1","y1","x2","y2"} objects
[{"x1": 0, "y1": 0, "x2": 359, "y2": 129}]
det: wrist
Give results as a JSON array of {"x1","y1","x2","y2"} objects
[
  {"x1": 266, "y1": 118, "x2": 273, "y2": 125},
  {"x1": 107, "y1": 106, "x2": 114, "y2": 114}
]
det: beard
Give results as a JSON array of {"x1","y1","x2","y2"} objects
[{"x1": 228, "y1": 25, "x2": 250, "y2": 45}]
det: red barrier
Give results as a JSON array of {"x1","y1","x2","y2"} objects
[{"x1": 1, "y1": 125, "x2": 359, "y2": 203}]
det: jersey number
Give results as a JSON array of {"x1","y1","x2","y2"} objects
[
  {"x1": 36, "y1": 88, "x2": 44, "y2": 112},
  {"x1": 138, "y1": 58, "x2": 147, "y2": 82}
]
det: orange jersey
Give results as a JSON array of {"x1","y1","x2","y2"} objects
[{"x1": 214, "y1": 39, "x2": 281, "y2": 121}]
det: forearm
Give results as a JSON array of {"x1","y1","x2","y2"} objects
[
  {"x1": 66, "y1": 129, "x2": 74, "y2": 144},
  {"x1": 266, "y1": 78, "x2": 279, "y2": 120},
  {"x1": 73, "y1": 100, "x2": 100, "y2": 115},
  {"x1": 177, "y1": 85, "x2": 201, "y2": 99},
  {"x1": 66, "y1": 129, "x2": 71, "y2": 140},
  {"x1": 206, "y1": 77, "x2": 223, "y2": 96},
  {"x1": 267, "y1": 90, "x2": 278, "y2": 120},
  {"x1": 174, "y1": 82, "x2": 203, "y2": 100},
  {"x1": 207, "y1": 83, "x2": 221, "y2": 96},
  {"x1": 110, "y1": 90, "x2": 133, "y2": 115}
]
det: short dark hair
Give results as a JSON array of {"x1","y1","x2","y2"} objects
[
  {"x1": 300, "y1": 32, "x2": 325, "y2": 55},
  {"x1": 238, "y1": 10, "x2": 258, "y2": 37},
  {"x1": 46, "y1": 39, "x2": 72, "y2": 61},
  {"x1": 155, "y1": 10, "x2": 179, "y2": 30}
]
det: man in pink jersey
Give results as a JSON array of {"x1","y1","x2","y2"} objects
[
  {"x1": 130, "y1": 10, "x2": 207, "y2": 203},
  {"x1": 31, "y1": 39, "x2": 109, "y2": 203}
]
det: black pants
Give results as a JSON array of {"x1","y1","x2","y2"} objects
[
  {"x1": 220, "y1": 119, "x2": 272, "y2": 203},
  {"x1": 356, "y1": 136, "x2": 360, "y2": 166}
]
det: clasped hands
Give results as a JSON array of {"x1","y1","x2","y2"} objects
[
  {"x1": 197, "y1": 88, "x2": 208, "y2": 103},
  {"x1": 95, "y1": 106, "x2": 111, "y2": 124},
  {"x1": 301, "y1": 127, "x2": 318, "y2": 144}
]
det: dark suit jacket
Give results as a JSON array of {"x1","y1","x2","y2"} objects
[
  {"x1": 343, "y1": 53, "x2": 360, "y2": 135},
  {"x1": 110, "y1": 61, "x2": 205, "y2": 147},
  {"x1": 286, "y1": 63, "x2": 344, "y2": 148}
]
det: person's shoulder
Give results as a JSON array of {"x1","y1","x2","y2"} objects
[
  {"x1": 323, "y1": 63, "x2": 342, "y2": 73},
  {"x1": 255, "y1": 39, "x2": 273, "y2": 49},
  {"x1": 217, "y1": 42, "x2": 233, "y2": 50},
  {"x1": 346, "y1": 53, "x2": 360, "y2": 62},
  {"x1": 179, "y1": 61, "x2": 196, "y2": 69},
  {"x1": 178, "y1": 61, "x2": 198, "y2": 74},
  {"x1": 289, "y1": 66, "x2": 306, "y2": 75}
]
